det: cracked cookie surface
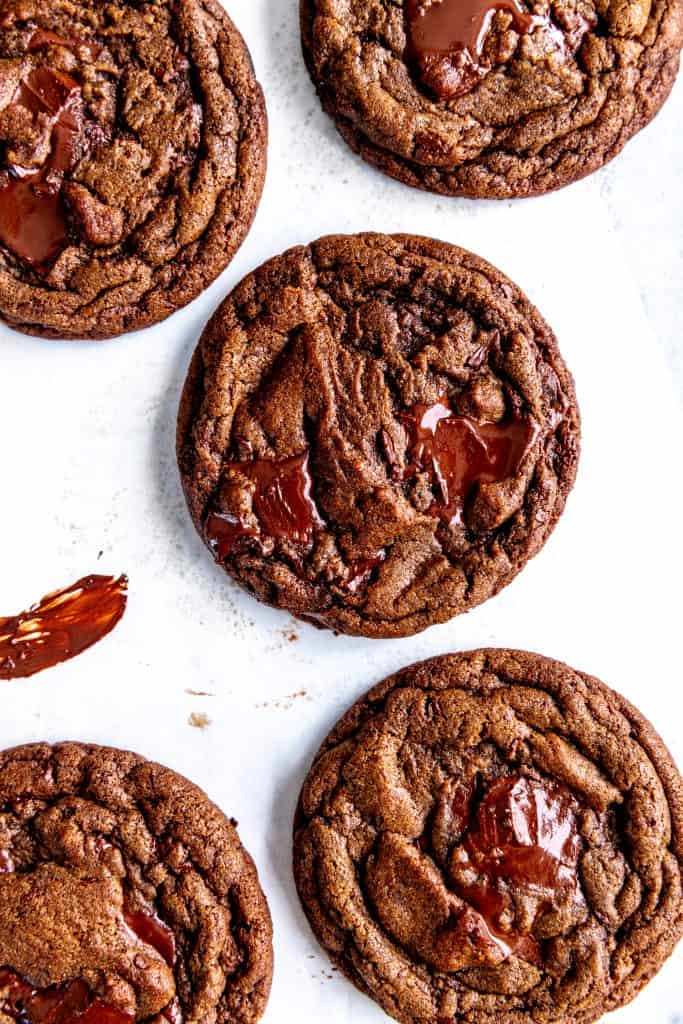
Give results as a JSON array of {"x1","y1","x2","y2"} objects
[
  {"x1": 177, "y1": 233, "x2": 580, "y2": 639},
  {"x1": 0, "y1": 0, "x2": 266, "y2": 339},
  {"x1": 301, "y1": 0, "x2": 683, "y2": 197},
  {"x1": 293, "y1": 649, "x2": 683, "y2": 1024},
  {"x1": 0, "y1": 742, "x2": 273, "y2": 1024}
]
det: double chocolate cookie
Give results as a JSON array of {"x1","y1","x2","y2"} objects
[
  {"x1": 177, "y1": 233, "x2": 580, "y2": 639},
  {"x1": 0, "y1": 742, "x2": 273, "y2": 1024},
  {"x1": 294, "y1": 649, "x2": 683, "y2": 1024},
  {"x1": 0, "y1": 0, "x2": 266, "y2": 339},
  {"x1": 301, "y1": 0, "x2": 683, "y2": 197}
]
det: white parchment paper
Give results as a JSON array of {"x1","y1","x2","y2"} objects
[{"x1": 0, "y1": 2, "x2": 681, "y2": 1021}]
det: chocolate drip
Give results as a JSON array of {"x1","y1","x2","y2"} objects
[{"x1": 0, "y1": 575, "x2": 128, "y2": 680}]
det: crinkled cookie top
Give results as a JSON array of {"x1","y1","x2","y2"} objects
[
  {"x1": 0, "y1": 0, "x2": 266, "y2": 338},
  {"x1": 301, "y1": 0, "x2": 683, "y2": 196},
  {"x1": 0, "y1": 742, "x2": 273, "y2": 1024},
  {"x1": 294, "y1": 649, "x2": 683, "y2": 1024},
  {"x1": 177, "y1": 233, "x2": 579, "y2": 639}
]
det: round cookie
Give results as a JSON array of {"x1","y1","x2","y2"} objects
[
  {"x1": 294, "y1": 649, "x2": 683, "y2": 1024},
  {"x1": 0, "y1": 0, "x2": 267, "y2": 339},
  {"x1": 0, "y1": 742, "x2": 273, "y2": 1024},
  {"x1": 301, "y1": 0, "x2": 683, "y2": 198},
  {"x1": 177, "y1": 233, "x2": 580, "y2": 639}
]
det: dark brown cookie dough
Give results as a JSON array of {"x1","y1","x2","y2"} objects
[
  {"x1": 0, "y1": 0, "x2": 267, "y2": 339},
  {"x1": 177, "y1": 233, "x2": 580, "y2": 639},
  {"x1": 0, "y1": 742, "x2": 273, "y2": 1024},
  {"x1": 294, "y1": 649, "x2": 683, "y2": 1024},
  {"x1": 301, "y1": 0, "x2": 683, "y2": 198}
]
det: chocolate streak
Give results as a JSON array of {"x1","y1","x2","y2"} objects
[{"x1": 0, "y1": 575, "x2": 128, "y2": 680}]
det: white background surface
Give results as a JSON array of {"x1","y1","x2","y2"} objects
[{"x1": 1, "y1": 2, "x2": 682, "y2": 1022}]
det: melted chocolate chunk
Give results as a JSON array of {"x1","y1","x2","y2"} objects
[
  {"x1": 0, "y1": 66, "x2": 84, "y2": 270},
  {"x1": 0, "y1": 849, "x2": 14, "y2": 874},
  {"x1": 467, "y1": 775, "x2": 581, "y2": 887},
  {"x1": 406, "y1": 0, "x2": 542, "y2": 98},
  {"x1": 205, "y1": 452, "x2": 319, "y2": 559},
  {"x1": 0, "y1": 904, "x2": 179, "y2": 1023},
  {"x1": 124, "y1": 908, "x2": 177, "y2": 967},
  {"x1": 0, "y1": 973, "x2": 134, "y2": 1024},
  {"x1": 78, "y1": 1004, "x2": 135, "y2": 1024},
  {"x1": 343, "y1": 551, "x2": 386, "y2": 593},
  {"x1": 401, "y1": 397, "x2": 537, "y2": 526},
  {"x1": 0, "y1": 575, "x2": 128, "y2": 680},
  {"x1": 450, "y1": 775, "x2": 581, "y2": 963}
]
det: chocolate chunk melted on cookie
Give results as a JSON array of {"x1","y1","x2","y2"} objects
[
  {"x1": 0, "y1": 973, "x2": 134, "y2": 1024},
  {"x1": 367, "y1": 774, "x2": 582, "y2": 972},
  {"x1": 28, "y1": 30, "x2": 102, "y2": 61},
  {"x1": 0, "y1": 575, "x2": 127, "y2": 680},
  {"x1": 0, "y1": 61, "x2": 88, "y2": 271},
  {"x1": 450, "y1": 776, "x2": 582, "y2": 959},
  {"x1": 400, "y1": 397, "x2": 538, "y2": 525},
  {"x1": 406, "y1": 0, "x2": 546, "y2": 98},
  {"x1": 123, "y1": 910, "x2": 176, "y2": 971},
  {"x1": 205, "y1": 452, "x2": 318, "y2": 559},
  {"x1": 0, "y1": 864, "x2": 176, "y2": 1022}
]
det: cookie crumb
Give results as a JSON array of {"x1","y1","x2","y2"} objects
[
  {"x1": 185, "y1": 689, "x2": 215, "y2": 697},
  {"x1": 255, "y1": 690, "x2": 310, "y2": 711},
  {"x1": 188, "y1": 712, "x2": 212, "y2": 729}
]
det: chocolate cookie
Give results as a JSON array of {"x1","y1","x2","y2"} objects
[
  {"x1": 0, "y1": 742, "x2": 273, "y2": 1024},
  {"x1": 177, "y1": 233, "x2": 580, "y2": 639},
  {"x1": 0, "y1": 0, "x2": 266, "y2": 339},
  {"x1": 301, "y1": 0, "x2": 683, "y2": 198},
  {"x1": 294, "y1": 649, "x2": 683, "y2": 1024}
]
